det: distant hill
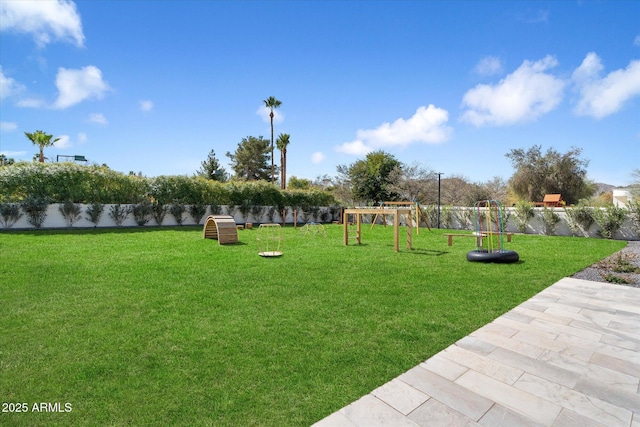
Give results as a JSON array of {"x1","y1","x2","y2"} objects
[{"x1": 594, "y1": 183, "x2": 616, "y2": 195}]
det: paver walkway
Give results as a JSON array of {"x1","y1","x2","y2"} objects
[{"x1": 313, "y1": 278, "x2": 640, "y2": 426}]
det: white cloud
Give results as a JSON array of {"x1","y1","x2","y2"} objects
[
  {"x1": 54, "y1": 134, "x2": 72, "y2": 149},
  {"x1": 474, "y1": 56, "x2": 503, "y2": 76},
  {"x1": 311, "y1": 152, "x2": 326, "y2": 164},
  {"x1": 0, "y1": 150, "x2": 27, "y2": 158},
  {"x1": 0, "y1": 66, "x2": 25, "y2": 99},
  {"x1": 336, "y1": 105, "x2": 452, "y2": 155},
  {"x1": 53, "y1": 66, "x2": 110, "y2": 109},
  {"x1": 0, "y1": 121, "x2": 18, "y2": 132},
  {"x1": 572, "y1": 52, "x2": 640, "y2": 119},
  {"x1": 460, "y1": 55, "x2": 565, "y2": 126},
  {"x1": 0, "y1": 0, "x2": 84, "y2": 48},
  {"x1": 256, "y1": 105, "x2": 284, "y2": 124},
  {"x1": 139, "y1": 100, "x2": 154, "y2": 112},
  {"x1": 16, "y1": 97, "x2": 45, "y2": 108},
  {"x1": 336, "y1": 139, "x2": 372, "y2": 156},
  {"x1": 77, "y1": 132, "x2": 87, "y2": 143},
  {"x1": 88, "y1": 113, "x2": 108, "y2": 125}
]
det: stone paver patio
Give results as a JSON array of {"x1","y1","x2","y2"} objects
[{"x1": 313, "y1": 278, "x2": 640, "y2": 426}]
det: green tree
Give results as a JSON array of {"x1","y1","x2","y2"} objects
[
  {"x1": 197, "y1": 149, "x2": 227, "y2": 182},
  {"x1": 0, "y1": 154, "x2": 15, "y2": 166},
  {"x1": 226, "y1": 136, "x2": 271, "y2": 181},
  {"x1": 338, "y1": 150, "x2": 401, "y2": 204},
  {"x1": 263, "y1": 96, "x2": 282, "y2": 184},
  {"x1": 505, "y1": 145, "x2": 595, "y2": 205},
  {"x1": 276, "y1": 133, "x2": 290, "y2": 189},
  {"x1": 24, "y1": 130, "x2": 60, "y2": 163},
  {"x1": 387, "y1": 162, "x2": 435, "y2": 204},
  {"x1": 287, "y1": 176, "x2": 311, "y2": 190}
]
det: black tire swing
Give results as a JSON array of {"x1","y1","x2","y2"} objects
[{"x1": 467, "y1": 200, "x2": 519, "y2": 264}]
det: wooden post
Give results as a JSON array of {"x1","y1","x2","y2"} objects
[
  {"x1": 407, "y1": 213, "x2": 413, "y2": 250},
  {"x1": 393, "y1": 210, "x2": 399, "y2": 252},
  {"x1": 343, "y1": 211, "x2": 349, "y2": 246},
  {"x1": 356, "y1": 212, "x2": 362, "y2": 244}
]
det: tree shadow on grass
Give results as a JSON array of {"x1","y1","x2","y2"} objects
[{"x1": 409, "y1": 248, "x2": 449, "y2": 256}]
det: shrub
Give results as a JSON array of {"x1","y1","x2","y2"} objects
[
  {"x1": 238, "y1": 200, "x2": 251, "y2": 221},
  {"x1": 564, "y1": 201, "x2": 595, "y2": 236},
  {"x1": 189, "y1": 204, "x2": 207, "y2": 224},
  {"x1": 0, "y1": 202, "x2": 23, "y2": 228},
  {"x1": 498, "y1": 204, "x2": 511, "y2": 232},
  {"x1": 320, "y1": 209, "x2": 330, "y2": 223},
  {"x1": 132, "y1": 200, "x2": 153, "y2": 226},
  {"x1": 250, "y1": 205, "x2": 266, "y2": 222},
  {"x1": 170, "y1": 204, "x2": 186, "y2": 225},
  {"x1": 266, "y1": 206, "x2": 277, "y2": 223},
  {"x1": 151, "y1": 202, "x2": 167, "y2": 225},
  {"x1": 541, "y1": 207, "x2": 561, "y2": 236},
  {"x1": 453, "y1": 207, "x2": 472, "y2": 230},
  {"x1": 209, "y1": 203, "x2": 222, "y2": 215},
  {"x1": 109, "y1": 204, "x2": 132, "y2": 226},
  {"x1": 85, "y1": 202, "x2": 104, "y2": 227},
  {"x1": 422, "y1": 205, "x2": 438, "y2": 228},
  {"x1": 593, "y1": 205, "x2": 627, "y2": 239},
  {"x1": 59, "y1": 201, "x2": 82, "y2": 227},
  {"x1": 1, "y1": 163, "x2": 337, "y2": 210},
  {"x1": 513, "y1": 200, "x2": 535, "y2": 233},
  {"x1": 21, "y1": 196, "x2": 49, "y2": 228},
  {"x1": 627, "y1": 200, "x2": 640, "y2": 238},
  {"x1": 440, "y1": 205, "x2": 454, "y2": 229}
]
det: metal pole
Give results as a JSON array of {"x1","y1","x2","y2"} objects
[{"x1": 437, "y1": 173, "x2": 443, "y2": 229}]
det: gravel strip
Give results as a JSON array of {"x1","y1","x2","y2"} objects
[{"x1": 571, "y1": 240, "x2": 640, "y2": 288}]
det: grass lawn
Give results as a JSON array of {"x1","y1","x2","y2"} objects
[{"x1": 0, "y1": 224, "x2": 626, "y2": 426}]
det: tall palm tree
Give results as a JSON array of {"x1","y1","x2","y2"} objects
[
  {"x1": 24, "y1": 130, "x2": 60, "y2": 163},
  {"x1": 276, "y1": 133, "x2": 290, "y2": 189},
  {"x1": 263, "y1": 96, "x2": 282, "y2": 183}
]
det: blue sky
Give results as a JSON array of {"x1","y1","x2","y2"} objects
[{"x1": 1, "y1": 0, "x2": 639, "y2": 187}]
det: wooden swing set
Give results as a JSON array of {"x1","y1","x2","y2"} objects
[
  {"x1": 343, "y1": 202, "x2": 430, "y2": 252},
  {"x1": 370, "y1": 201, "x2": 431, "y2": 233}
]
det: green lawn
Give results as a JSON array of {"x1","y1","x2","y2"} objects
[{"x1": 0, "y1": 225, "x2": 625, "y2": 426}]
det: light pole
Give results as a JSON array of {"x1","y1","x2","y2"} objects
[{"x1": 436, "y1": 173, "x2": 443, "y2": 229}]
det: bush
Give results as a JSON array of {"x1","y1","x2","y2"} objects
[
  {"x1": 541, "y1": 207, "x2": 561, "y2": 236},
  {"x1": 453, "y1": 207, "x2": 472, "y2": 230},
  {"x1": 0, "y1": 202, "x2": 23, "y2": 228},
  {"x1": 440, "y1": 205, "x2": 454, "y2": 229},
  {"x1": 132, "y1": 200, "x2": 153, "y2": 226},
  {"x1": 109, "y1": 204, "x2": 132, "y2": 226},
  {"x1": 209, "y1": 203, "x2": 222, "y2": 215},
  {"x1": 151, "y1": 202, "x2": 167, "y2": 226},
  {"x1": 170, "y1": 204, "x2": 186, "y2": 225},
  {"x1": 189, "y1": 204, "x2": 207, "y2": 224},
  {"x1": 85, "y1": 203, "x2": 104, "y2": 227},
  {"x1": 21, "y1": 196, "x2": 49, "y2": 228},
  {"x1": 0, "y1": 163, "x2": 338, "y2": 225},
  {"x1": 513, "y1": 200, "x2": 535, "y2": 233},
  {"x1": 593, "y1": 205, "x2": 627, "y2": 239},
  {"x1": 627, "y1": 200, "x2": 640, "y2": 239},
  {"x1": 564, "y1": 201, "x2": 595, "y2": 236},
  {"x1": 59, "y1": 201, "x2": 82, "y2": 227}
]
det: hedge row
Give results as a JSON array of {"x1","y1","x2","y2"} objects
[{"x1": 0, "y1": 162, "x2": 337, "y2": 208}]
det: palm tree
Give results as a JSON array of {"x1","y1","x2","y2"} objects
[
  {"x1": 263, "y1": 96, "x2": 282, "y2": 183},
  {"x1": 24, "y1": 130, "x2": 60, "y2": 163},
  {"x1": 276, "y1": 133, "x2": 290, "y2": 189}
]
